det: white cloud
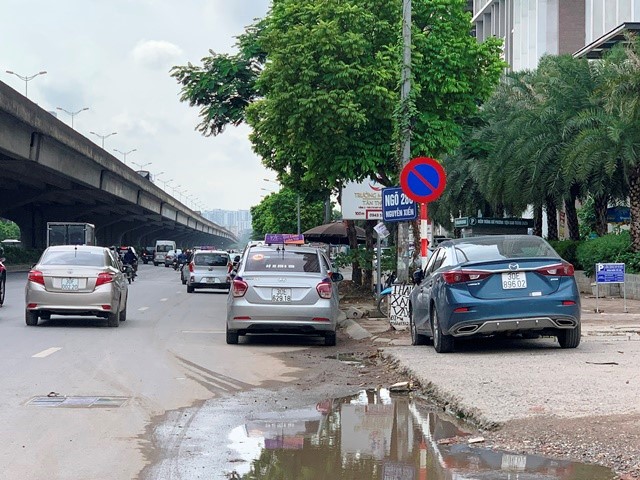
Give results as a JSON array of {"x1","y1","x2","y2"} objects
[{"x1": 131, "y1": 40, "x2": 184, "y2": 69}]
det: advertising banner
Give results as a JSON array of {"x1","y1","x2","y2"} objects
[{"x1": 342, "y1": 181, "x2": 383, "y2": 220}]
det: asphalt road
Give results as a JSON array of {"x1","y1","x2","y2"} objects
[{"x1": 0, "y1": 265, "x2": 306, "y2": 480}]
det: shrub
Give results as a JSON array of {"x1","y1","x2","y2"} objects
[
  {"x1": 1, "y1": 246, "x2": 43, "y2": 265},
  {"x1": 576, "y1": 232, "x2": 632, "y2": 276},
  {"x1": 548, "y1": 240, "x2": 583, "y2": 270}
]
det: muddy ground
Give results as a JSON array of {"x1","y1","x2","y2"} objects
[{"x1": 325, "y1": 281, "x2": 640, "y2": 480}]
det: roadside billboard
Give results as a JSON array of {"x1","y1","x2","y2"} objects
[{"x1": 342, "y1": 181, "x2": 383, "y2": 220}]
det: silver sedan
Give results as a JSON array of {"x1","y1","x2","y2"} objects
[{"x1": 25, "y1": 245, "x2": 128, "y2": 327}]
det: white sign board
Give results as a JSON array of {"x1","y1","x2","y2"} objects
[
  {"x1": 374, "y1": 222, "x2": 389, "y2": 238},
  {"x1": 342, "y1": 181, "x2": 383, "y2": 220},
  {"x1": 389, "y1": 284, "x2": 412, "y2": 330}
]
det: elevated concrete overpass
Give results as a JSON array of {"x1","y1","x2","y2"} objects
[{"x1": 0, "y1": 81, "x2": 237, "y2": 249}]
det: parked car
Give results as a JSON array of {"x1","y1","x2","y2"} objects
[
  {"x1": 226, "y1": 243, "x2": 343, "y2": 346},
  {"x1": 186, "y1": 249, "x2": 230, "y2": 293},
  {"x1": 25, "y1": 245, "x2": 128, "y2": 327},
  {"x1": 409, "y1": 235, "x2": 581, "y2": 353}
]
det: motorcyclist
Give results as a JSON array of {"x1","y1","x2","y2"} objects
[{"x1": 123, "y1": 247, "x2": 138, "y2": 271}]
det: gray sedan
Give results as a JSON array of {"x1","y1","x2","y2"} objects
[{"x1": 25, "y1": 245, "x2": 128, "y2": 327}]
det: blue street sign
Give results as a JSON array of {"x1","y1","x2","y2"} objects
[
  {"x1": 382, "y1": 187, "x2": 417, "y2": 222},
  {"x1": 596, "y1": 263, "x2": 625, "y2": 283}
]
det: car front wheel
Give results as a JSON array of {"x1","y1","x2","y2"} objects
[
  {"x1": 431, "y1": 306, "x2": 454, "y2": 353},
  {"x1": 558, "y1": 324, "x2": 581, "y2": 348},
  {"x1": 0, "y1": 274, "x2": 5, "y2": 306}
]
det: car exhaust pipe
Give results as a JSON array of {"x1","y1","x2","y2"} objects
[{"x1": 455, "y1": 325, "x2": 480, "y2": 335}]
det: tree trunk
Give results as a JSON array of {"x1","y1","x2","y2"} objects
[
  {"x1": 565, "y1": 186, "x2": 580, "y2": 241},
  {"x1": 362, "y1": 220, "x2": 376, "y2": 289},
  {"x1": 630, "y1": 171, "x2": 640, "y2": 252},
  {"x1": 545, "y1": 199, "x2": 558, "y2": 241},
  {"x1": 494, "y1": 203, "x2": 504, "y2": 218},
  {"x1": 346, "y1": 220, "x2": 362, "y2": 286},
  {"x1": 533, "y1": 204, "x2": 543, "y2": 237},
  {"x1": 593, "y1": 194, "x2": 609, "y2": 237}
]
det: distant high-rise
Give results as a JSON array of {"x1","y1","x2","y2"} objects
[{"x1": 202, "y1": 209, "x2": 252, "y2": 237}]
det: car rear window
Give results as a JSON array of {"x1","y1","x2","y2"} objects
[
  {"x1": 194, "y1": 253, "x2": 228, "y2": 267},
  {"x1": 454, "y1": 236, "x2": 559, "y2": 263},
  {"x1": 40, "y1": 250, "x2": 106, "y2": 267},
  {"x1": 245, "y1": 251, "x2": 321, "y2": 273}
]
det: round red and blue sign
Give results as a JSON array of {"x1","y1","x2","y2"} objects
[{"x1": 400, "y1": 157, "x2": 446, "y2": 203}]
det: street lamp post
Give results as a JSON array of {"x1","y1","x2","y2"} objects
[
  {"x1": 56, "y1": 107, "x2": 89, "y2": 129},
  {"x1": 90, "y1": 131, "x2": 117, "y2": 149},
  {"x1": 114, "y1": 148, "x2": 137, "y2": 165},
  {"x1": 131, "y1": 161, "x2": 151, "y2": 171},
  {"x1": 160, "y1": 178, "x2": 173, "y2": 191},
  {"x1": 5, "y1": 70, "x2": 47, "y2": 98}
]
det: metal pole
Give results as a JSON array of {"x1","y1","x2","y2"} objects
[
  {"x1": 397, "y1": 0, "x2": 412, "y2": 282},
  {"x1": 376, "y1": 232, "x2": 382, "y2": 300},
  {"x1": 297, "y1": 194, "x2": 301, "y2": 234}
]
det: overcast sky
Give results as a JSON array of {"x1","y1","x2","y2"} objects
[{"x1": 2, "y1": 0, "x2": 272, "y2": 211}]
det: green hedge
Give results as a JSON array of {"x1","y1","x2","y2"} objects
[
  {"x1": 548, "y1": 240, "x2": 583, "y2": 270},
  {"x1": 576, "y1": 232, "x2": 636, "y2": 277},
  {"x1": 1, "y1": 246, "x2": 43, "y2": 265}
]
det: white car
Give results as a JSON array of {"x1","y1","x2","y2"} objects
[{"x1": 186, "y1": 250, "x2": 230, "y2": 293}]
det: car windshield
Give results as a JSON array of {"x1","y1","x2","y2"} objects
[
  {"x1": 157, "y1": 245, "x2": 172, "y2": 252},
  {"x1": 245, "y1": 250, "x2": 321, "y2": 273},
  {"x1": 194, "y1": 253, "x2": 228, "y2": 267},
  {"x1": 454, "y1": 236, "x2": 559, "y2": 263},
  {"x1": 40, "y1": 250, "x2": 106, "y2": 267}
]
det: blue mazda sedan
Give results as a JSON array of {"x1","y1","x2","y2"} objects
[{"x1": 409, "y1": 235, "x2": 581, "y2": 353}]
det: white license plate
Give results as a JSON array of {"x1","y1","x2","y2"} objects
[
  {"x1": 61, "y1": 278, "x2": 79, "y2": 291},
  {"x1": 205, "y1": 277, "x2": 219, "y2": 283},
  {"x1": 272, "y1": 288, "x2": 291, "y2": 302},
  {"x1": 502, "y1": 272, "x2": 527, "y2": 289}
]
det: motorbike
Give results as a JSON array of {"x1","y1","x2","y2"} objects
[
  {"x1": 123, "y1": 262, "x2": 136, "y2": 284},
  {"x1": 173, "y1": 257, "x2": 187, "y2": 271}
]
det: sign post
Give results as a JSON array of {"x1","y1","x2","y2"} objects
[
  {"x1": 400, "y1": 157, "x2": 447, "y2": 268},
  {"x1": 374, "y1": 222, "x2": 390, "y2": 300},
  {"x1": 595, "y1": 263, "x2": 627, "y2": 313}
]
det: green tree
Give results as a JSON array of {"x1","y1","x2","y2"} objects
[
  {"x1": 250, "y1": 188, "x2": 325, "y2": 239},
  {"x1": 0, "y1": 220, "x2": 20, "y2": 242}
]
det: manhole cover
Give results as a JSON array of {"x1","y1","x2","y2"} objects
[{"x1": 26, "y1": 396, "x2": 129, "y2": 408}]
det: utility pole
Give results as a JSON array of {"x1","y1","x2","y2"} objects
[{"x1": 397, "y1": 0, "x2": 412, "y2": 282}]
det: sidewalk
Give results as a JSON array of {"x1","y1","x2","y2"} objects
[{"x1": 338, "y1": 293, "x2": 640, "y2": 345}]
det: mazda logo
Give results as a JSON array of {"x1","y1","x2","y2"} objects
[{"x1": 509, "y1": 263, "x2": 519, "y2": 271}]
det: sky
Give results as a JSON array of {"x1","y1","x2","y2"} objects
[{"x1": 1, "y1": 0, "x2": 273, "y2": 211}]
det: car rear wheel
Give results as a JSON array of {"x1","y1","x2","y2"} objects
[
  {"x1": 431, "y1": 306, "x2": 454, "y2": 353},
  {"x1": 187, "y1": 285, "x2": 194, "y2": 293},
  {"x1": 410, "y1": 306, "x2": 429, "y2": 346},
  {"x1": 119, "y1": 303, "x2": 127, "y2": 322},
  {"x1": 0, "y1": 274, "x2": 5, "y2": 306},
  {"x1": 324, "y1": 331, "x2": 337, "y2": 346},
  {"x1": 558, "y1": 324, "x2": 581, "y2": 348},
  {"x1": 226, "y1": 327, "x2": 239, "y2": 345},
  {"x1": 153, "y1": 262, "x2": 158, "y2": 267},
  {"x1": 107, "y1": 311, "x2": 120, "y2": 327},
  {"x1": 181, "y1": 277, "x2": 187, "y2": 285},
  {"x1": 25, "y1": 310, "x2": 38, "y2": 326}
]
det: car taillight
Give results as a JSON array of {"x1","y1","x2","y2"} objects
[
  {"x1": 537, "y1": 263, "x2": 574, "y2": 276},
  {"x1": 189, "y1": 262, "x2": 194, "y2": 273},
  {"x1": 442, "y1": 270, "x2": 491, "y2": 284},
  {"x1": 316, "y1": 280, "x2": 332, "y2": 299},
  {"x1": 96, "y1": 272, "x2": 115, "y2": 287},
  {"x1": 28, "y1": 270, "x2": 45, "y2": 285},
  {"x1": 232, "y1": 279, "x2": 248, "y2": 297}
]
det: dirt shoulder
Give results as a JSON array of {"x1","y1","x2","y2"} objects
[{"x1": 336, "y1": 283, "x2": 640, "y2": 479}]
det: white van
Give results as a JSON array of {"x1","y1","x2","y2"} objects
[{"x1": 154, "y1": 240, "x2": 176, "y2": 266}]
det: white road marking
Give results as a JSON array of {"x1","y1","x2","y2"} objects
[
  {"x1": 160, "y1": 298, "x2": 168, "y2": 302},
  {"x1": 32, "y1": 347, "x2": 62, "y2": 358},
  {"x1": 138, "y1": 307, "x2": 149, "y2": 312}
]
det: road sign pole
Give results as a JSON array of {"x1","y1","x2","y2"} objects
[{"x1": 420, "y1": 203, "x2": 429, "y2": 269}]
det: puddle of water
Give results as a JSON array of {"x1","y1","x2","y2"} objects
[
  {"x1": 26, "y1": 395, "x2": 129, "y2": 408},
  {"x1": 226, "y1": 389, "x2": 616, "y2": 479}
]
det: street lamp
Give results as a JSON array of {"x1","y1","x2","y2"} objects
[
  {"x1": 131, "y1": 161, "x2": 151, "y2": 171},
  {"x1": 114, "y1": 148, "x2": 137, "y2": 165},
  {"x1": 56, "y1": 107, "x2": 89, "y2": 129},
  {"x1": 90, "y1": 131, "x2": 117, "y2": 149},
  {"x1": 160, "y1": 178, "x2": 173, "y2": 190},
  {"x1": 6, "y1": 70, "x2": 47, "y2": 98}
]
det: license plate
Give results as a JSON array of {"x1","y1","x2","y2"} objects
[
  {"x1": 205, "y1": 277, "x2": 219, "y2": 283},
  {"x1": 61, "y1": 278, "x2": 79, "y2": 291},
  {"x1": 502, "y1": 272, "x2": 527, "y2": 289},
  {"x1": 272, "y1": 288, "x2": 291, "y2": 302}
]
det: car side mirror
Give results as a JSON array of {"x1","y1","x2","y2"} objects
[
  {"x1": 412, "y1": 270, "x2": 424, "y2": 284},
  {"x1": 330, "y1": 272, "x2": 344, "y2": 282}
]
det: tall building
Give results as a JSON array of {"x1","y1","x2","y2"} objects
[
  {"x1": 472, "y1": 0, "x2": 585, "y2": 71},
  {"x1": 203, "y1": 209, "x2": 252, "y2": 237}
]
